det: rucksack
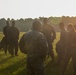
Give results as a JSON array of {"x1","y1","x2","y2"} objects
[
  {"x1": 56, "y1": 40, "x2": 64, "y2": 55},
  {"x1": 19, "y1": 33, "x2": 27, "y2": 54},
  {"x1": 19, "y1": 32, "x2": 38, "y2": 54}
]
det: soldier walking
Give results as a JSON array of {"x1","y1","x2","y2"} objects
[{"x1": 61, "y1": 24, "x2": 76, "y2": 75}]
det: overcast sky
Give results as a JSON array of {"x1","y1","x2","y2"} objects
[{"x1": 0, "y1": 0, "x2": 76, "y2": 19}]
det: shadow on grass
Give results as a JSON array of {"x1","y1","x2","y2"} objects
[
  {"x1": 45, "y1": 57, "x2": 60, "y2": 75},
  {"x1": 0, "y1": 55, "x2": 74, "y2": 75},
  {"x1": 45, "y1": 57, "x2": 74, "y2": 75},
  {"x1": 0, "y1": 56, "x2": 12, "y2": 64},
  {"x1": 0, "y1": 58, "x2": 26, "y2": 75},
  {"x1": 0, "y1": 51, "x2": 5, "y2": 58},
  {"x1": 16, "y1": 67, "x2": 27, "y2": 75}
]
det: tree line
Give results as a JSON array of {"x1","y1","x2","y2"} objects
[{"x1": 0, "y1": 16, "x2": 76, "y2": 32}]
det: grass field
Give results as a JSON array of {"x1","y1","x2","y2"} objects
[{"x1": 0, "y1": 32, "x2": 74, "y2": 75}]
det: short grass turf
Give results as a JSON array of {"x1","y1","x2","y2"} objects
[{"x1": 0, "y1": 32, "x2": 74, "y2": 75}]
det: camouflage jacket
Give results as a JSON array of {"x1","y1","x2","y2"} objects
[
  {"x1": 20, "y1": 30, "x2": 48, "y2": 60},
  {"x1": 9, "y1": 26, "x2": 19, "y2": 40}
]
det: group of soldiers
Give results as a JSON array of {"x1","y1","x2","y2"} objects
[
  {"x1": 60, "y1": 23, "x2": 76, "y2": 75},
  {"x1": 0, "y1": 20, "x2": 19, "y2": 57},
  {"x1": 19, "y1": 18, "x2": 56, "y2": 75},
  {"x1": 0, "y1": 18, "x2": 76, "y2": 75},
  {"x1": 19, "y1": 18, "x2": 76, "y2": 75}
]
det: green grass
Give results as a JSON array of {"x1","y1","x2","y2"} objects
[{"x1": 0, "y1": 32, "x2": 74, "y2": 75}]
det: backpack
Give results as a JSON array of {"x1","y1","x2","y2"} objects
[
  {"x1": 19, "y1": 33, "x2": 27, "y2": 54},
  {"x1": 56, "y1": 40, "x2": 64, "y2": 55}
]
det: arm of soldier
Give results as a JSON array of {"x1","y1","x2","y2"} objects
[
  {"x1": 17, "y1": 28, "x2": 19, "y2": 40},
  {"x1": 18, "y1": 30, "x2": 19, "y2": 40},
  {"x1": 52, "y1": 27, "x2": 56, "y2": 42},
  {"x1": 38, "y1": 34, "x2": 48, "y2": 59},
  {"x1": 3, "y1": 27, "x2": 5, "y2": 36},
  {"x1": 60, "y1": 32, "x2": 65, "y2": 43}
]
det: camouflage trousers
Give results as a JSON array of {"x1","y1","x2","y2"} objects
[{"x1": 26, "y1": 57, "x2": 45, "y2": 75}]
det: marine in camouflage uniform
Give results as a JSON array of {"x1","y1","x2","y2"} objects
[
  {"x1": 9, "y1": 20, "x2": 19, "y2": 56},
  {"x1": 23, "y1": 21, "x2": 48, "y2": 75},
  {"x1": 42, "y1": 18, "x2": 56, "y2": 61},
  {"x1": 61, "y1": 24, "x2": 76, "y2": 75},
  {"x1": 56, "y1": 22, "x2": 67, "y2": 65},
  {"x1": 3, "y1": 21, "x2": 10, "y2": 54}
]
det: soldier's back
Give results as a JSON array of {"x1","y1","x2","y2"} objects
[
  {"x1": 9, "y1": 27, "x2": 19, "y2": 40},
  {"x1": 42, "y1": 24, "x2": 54, "y2": 38},
  {"x1": 25, "y1": 30, "x2": 45, "y2": 58}
]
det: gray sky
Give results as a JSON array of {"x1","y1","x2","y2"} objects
[{"x1": 0, "y1": 0, "x2": 76, "y2": 19}]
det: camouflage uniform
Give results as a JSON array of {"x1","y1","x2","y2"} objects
[
  {"x1": 24, "y1": 30, "x2": 48, "y2": 75},
  {"x1": 56, "y1": 28, "x2": 67, "y2": 64},
  {"x1": 3, "y1": 25, "x2": 10, "y2": 54},
  {"x1": 42, "y1": 24, "x2": 56, "y2": 60},
  {"x1": 9, "y1": 26, "x2": 19, "y2": 56}
]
